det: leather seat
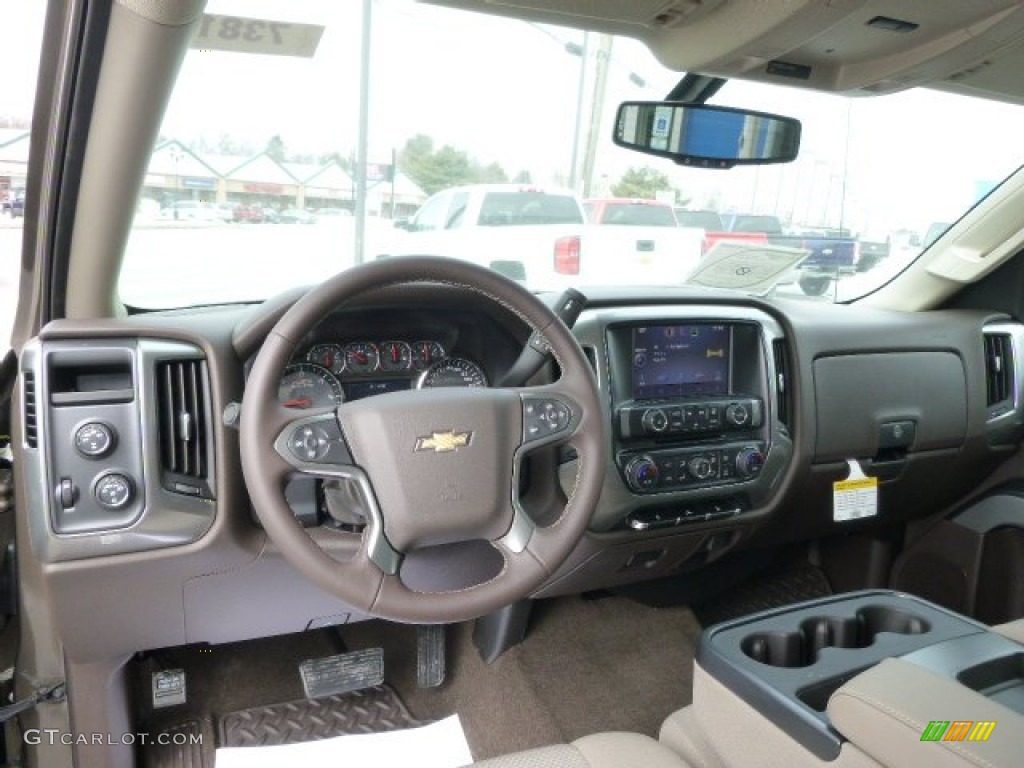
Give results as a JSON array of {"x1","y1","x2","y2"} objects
[{"x1": 469, "y1": 732, "x2": 693, "y2": 768}]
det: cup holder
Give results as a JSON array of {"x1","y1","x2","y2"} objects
[{"x1": 741, "y1": 605, "x2": 931, "y2": 668}]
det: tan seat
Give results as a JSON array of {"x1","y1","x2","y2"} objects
[{"x1": 468, "y1": 732, "x2": 694, "y2": 768}]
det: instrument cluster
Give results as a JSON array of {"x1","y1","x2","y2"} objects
[{"x1": 277, "y1": 339, "x2": 488, "y2": 408}]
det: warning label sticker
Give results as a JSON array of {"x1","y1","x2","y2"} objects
[{"x1": 833, "y1": 461, "x2": 878, "y2": 522}]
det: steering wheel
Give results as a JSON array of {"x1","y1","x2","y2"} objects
[{"x1": 240, "y1": 256, "x2": 608, "y2": 623}]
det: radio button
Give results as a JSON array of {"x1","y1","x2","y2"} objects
[
  {"x1": 725, "y1": 402, "x2": 750, "y2": 427},
  {"x1": 641, "y1": 408, "x2": 669, "y2": 434}
]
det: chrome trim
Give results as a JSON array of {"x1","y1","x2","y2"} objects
[{"x1": 272, "y1": 414, "x2": 400, "y2": 576}]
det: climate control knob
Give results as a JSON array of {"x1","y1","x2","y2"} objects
[
  {"x1": 625, "y1": 456, "x2": 660, "y2": 492},
  {"x1": 641, "y1": 408, "x2": 669, "y2": 434},
  {"x1": 688, "y1": 456, "x2": 713, "y2": 480},
  {"x1": 725, "y1": 403, "x2": 750, "y2": 427},
  {"x1": 736, "y1": 448, "x2": 766, "y2": 479}
]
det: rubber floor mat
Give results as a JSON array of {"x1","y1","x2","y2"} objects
[
  {"x1": 694, "y1": 564, "x2": 832, "y2": 626},
  {"x1": 218, "y1": 684, "x2": 423, "y2": 748}
]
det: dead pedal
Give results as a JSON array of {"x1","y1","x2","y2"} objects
[
  {"x1": 299, "y1": 647, "x2": 384, "y2": 699},
  {"x1": 417, "y1": 624, "x2": 446, "y2": 688}
]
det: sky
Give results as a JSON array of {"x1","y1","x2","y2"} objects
[{"x1": 6, "y1": 0, "x2": 1024, "y2": 236}]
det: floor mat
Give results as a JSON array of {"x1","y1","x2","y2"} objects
[
  {"x1": 342, "y1": 595, "x2": 704, "y2": 760},
  {"x1": 693, "y1": 564, "x2": 832, "y2": 626},
  {"x1": 218, "y1": 684, "x2": 422, "y2": 747}
]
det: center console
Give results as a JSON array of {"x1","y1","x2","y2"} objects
[
  {"x1": 599, "y1": 313, "x2": 787, "y2": 532},
  {"x1": 696, "y1": 590, "x2": 1024, "y2": 760}
]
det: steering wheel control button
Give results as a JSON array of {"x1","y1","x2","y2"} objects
[
  {"x1": 291, "y1": 425, "x2": 330, "y2": 462},
  {"x1": 284, "y1": 416, "x2": 351, "y2": 466},
  {"x1": 74, "y1": 422, "x2": 115, "y2": 458},
  {"x1": 94, "y1": 473, "x2": 134, "y2": 510},
  {"x1": 523, "y1": 397, "x2": 572, "y2": 442}
]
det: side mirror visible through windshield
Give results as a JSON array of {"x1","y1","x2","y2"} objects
[{"x1": 614, "y1": 101, "x2": 801, "y2": 169}]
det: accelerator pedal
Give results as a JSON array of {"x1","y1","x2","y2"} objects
[
  {"x1": 417, "y1": 624, "x2": 446, "y2": 688},
  {"x1": 299, "y1": 647, "x2": 384, "y2": 700}
]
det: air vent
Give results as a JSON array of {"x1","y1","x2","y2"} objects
[
  {"x1": 22, "y1": 371, "x2": 37, "y2": 448},
  {"x1": 582, "y1": 346, "x2": 598, "y2": 374},
  {"x1": 984, "y1": 333, "x2": 1013, "y2": 407},
  {"x1": 772, "y1": 339, "x2": 791, "y2": 429},
  {"x1": 156, "y1": 359, "x2": 213, "y2": 497}
]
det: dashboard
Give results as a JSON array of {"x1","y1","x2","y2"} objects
[{"x1": 14, "y1": 282, "x2": 1024, "y2": 656}]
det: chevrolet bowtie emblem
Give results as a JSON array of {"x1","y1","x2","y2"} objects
[{"x1": 415, "y1": 430, "x2": 472, "y2": 453}]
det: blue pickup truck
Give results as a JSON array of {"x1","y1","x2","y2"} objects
[{"x1": 718, "y1": 214, "x2": 858, "y2": 296}]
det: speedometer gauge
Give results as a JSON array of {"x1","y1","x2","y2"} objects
[
  {"x1": 417, "y1": 357, "x2": 488, "y2": 389},
  {"x1": 279, "y1": 364, "x2": 344, "y2": 408}
]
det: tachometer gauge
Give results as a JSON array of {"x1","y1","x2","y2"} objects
[
  {"x1": 417, "y1": 357, "x2": 488, "y2": 389},
  {"x1": 278, "y1": 364, "x2": 344, "y2": 408},
  {"x1": 411, "y1": 340, "x2": 445, "y2": 371},
  {"x1": 306, "y1": 343, "x2": 345, "y2": 374},
  {"x1": 344, "y1": 341, "x2": 379, "y2": 374},
  {"x1": 379, "y1": 340, "x2": 412, "y2": 372}
]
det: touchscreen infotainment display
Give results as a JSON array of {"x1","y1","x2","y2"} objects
[{"x1": 632, "y1": 324, "x2": 730, "y2": 399}]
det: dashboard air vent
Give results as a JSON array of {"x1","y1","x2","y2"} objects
[
  {"x1": 22, "y1": 371, "x2": 37, "y2": 448},
  {"x1": 772, "y1": 339, "x2": 791, "y2": 429},
  {"x1": 984, "y1": 333, "x2": 1013, "y2": 407},
  {"x1": 156, "y1": 359, "x2": 213, "y2": 496}
]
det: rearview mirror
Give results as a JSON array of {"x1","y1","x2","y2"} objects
[{"x1": 614, "y1": 102, "x2": 801, "y2": 169}]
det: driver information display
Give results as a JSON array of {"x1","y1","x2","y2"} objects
[{"x1": 632, "y1": 324, "x2": 730, "y2": 399}]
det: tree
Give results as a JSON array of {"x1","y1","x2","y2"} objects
[
  {"x1": 611, "y1": 166, "x2": 673, "y2": 199},
  {"x1": 265, "y1": 134, "x2": 286, "y2": 163},
  {"x1": 513, "y1": 170, "x2": 532, "y2": 184},
  {"x1": 399, "y1": 134, "x2": 511, "y2": 196}
]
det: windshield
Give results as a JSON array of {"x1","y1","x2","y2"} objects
[{"x1": 120, "y1": 0, "x2": 1024, "y2": 307}]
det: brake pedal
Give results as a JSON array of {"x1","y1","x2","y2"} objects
[
  {"x1": 417, "y1": 624, "x2": 446, "y2": 688},
  {"x1": 298, "y1": 648, "x2": 384, "y2": 700}
]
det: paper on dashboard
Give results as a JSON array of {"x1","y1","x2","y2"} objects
[{"x1": 684, "y1": 241, "x2": 809, "y2": 295}]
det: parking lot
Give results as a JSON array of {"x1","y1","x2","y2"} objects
[{"x1": 0, "y1": 215, "x2": 917, "y2": 345}]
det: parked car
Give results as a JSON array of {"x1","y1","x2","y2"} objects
[
  {"x1": 584, "y1": 198, "x2": 678, "y2": 227},
  {"x1": 2, "y1": 192, "x2": 25, "y2": 218},
  {"x1": 393, "y1": 184, "x2": 703, "y2": 288},
  {"x1": 279, "y1": 207, "x2": 317, "y2": 224},
  {"x1": 231, "y1": 203, "x2": 265, "y2": 223},
  {"x1": 161, "y1": 200, "x2": 225, "y2": 222}
]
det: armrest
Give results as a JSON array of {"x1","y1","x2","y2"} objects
[{"x1": 827, "y1": 658, "x2": 1023, "y2": 768}]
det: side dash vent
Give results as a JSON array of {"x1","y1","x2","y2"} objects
[
  {"x1": 772, "y1": 339, "x2": 791, "y2": 430},
  {"x1": 156, "y1": 359, "x2": 214, "y2": 498},
  {"x1": 984, "y1": 332, "x2": 1013, "y2": 408},
  {"x1": 22, "y1": 371, "x2": 37, "y2": 448}
]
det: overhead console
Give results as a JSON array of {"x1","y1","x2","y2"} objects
[{"x1": 568, "y1": 305, "x2": 791, "y2": 535}]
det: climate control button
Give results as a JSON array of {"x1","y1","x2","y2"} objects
[
  {"x1": 625, "y1": 456, "x2": 660, "y2": 491},
  {"x1": 688, "y1": 455, "x2": 714, "y2": 480},
  {"x1": 736, "y1": 447, "x2": 766, "y2": 478}
]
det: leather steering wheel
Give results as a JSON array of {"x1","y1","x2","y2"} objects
[{"x1": 240, "y1": 256, "x2": 608, "y2": 623}]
